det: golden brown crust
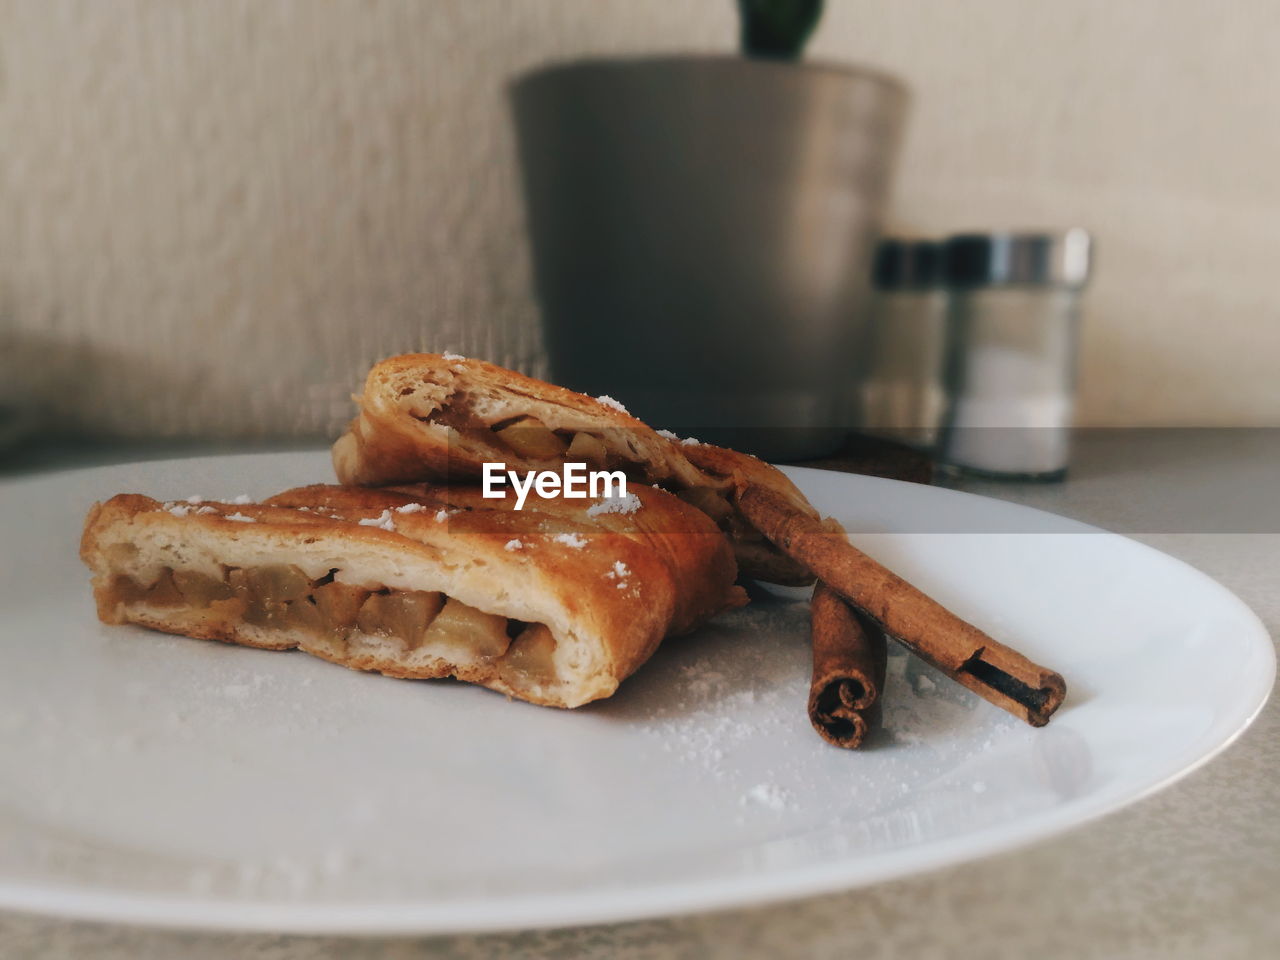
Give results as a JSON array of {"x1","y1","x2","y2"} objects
[
  {"x1": 331, "y1": 353, "x2": 817, "y2": 584},
  {"x1": 81, "y1": 484, "x2": 744, "y2": 708},
  {"x1": 332, "y1": 353, "x2": 707, "y2": 488}
]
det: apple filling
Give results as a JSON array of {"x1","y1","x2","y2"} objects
[
  {"x1": 103, "y1": 564, "x2": 560, "y2": 685},
  {"x1": 430, "y1": 401, "x2": 631, "y2": 473},
  {"x1": 491, "y1": 416, "x2": 616, "y2": 469}
]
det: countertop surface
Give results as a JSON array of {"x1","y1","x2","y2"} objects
[{"x1": 2, "y1": 430, "x2": 1277, "y2": 959}]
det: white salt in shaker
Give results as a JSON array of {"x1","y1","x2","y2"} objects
[
  {"x1": 939, "y1": 230, "x2": 1092, "y2": 480},
  {"x1": 858, "y1": 239, "x2": 948, "y2": 449}
]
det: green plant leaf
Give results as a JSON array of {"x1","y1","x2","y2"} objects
[{"x1": 738, "y1": 0, "x2": 824, "y2": 60}]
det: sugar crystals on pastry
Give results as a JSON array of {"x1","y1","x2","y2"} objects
[
  {"x1": 81, "y1": 483, "x2": 745, "y2": 708},
  {"x1": 332, "y1": 353, "x2": 819, "y2": 585}
]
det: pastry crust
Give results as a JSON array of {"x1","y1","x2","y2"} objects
[
  {"x1": 678, "y1": 442, "x2": 821, "y2": 586},
  {"x1": 80, "y1": 484, "x2": 745, "y2": 708},
  {"x1": 332, "y1": 353, "x2": 818, "y2": 584},
  {"x1": 332, "y1": 353, "x2": 708, "y2": 489}
]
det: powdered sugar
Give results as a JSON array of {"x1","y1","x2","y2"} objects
[
  {"x1": 741, "y1": 783, "x2": 793, "y2": 812},
  {"x1": 604, "y1": 560, "x2": 631, "y2": 590},
  {"x1": 441, "y1": 352, "x2": 465, "y2": 361},
  {"x1": 912, "y1": 674, "x2": 937, "y2": 694},
  {"x1": 394, "y1": 503, "x2": 425, "y2": 514},
  {"x1": 170, "y1": 495, "x2": 258, "y2": 516},
  {"x1": 595, "y1": 394, "x2": 628, "y2": 413},
  {"x1": 357, "y1": 510, "x2": 396, "y2": 532},
  {"x1": 434, "y1": 509, "x2": 450, "y2": 523},
  {"x1": 656, "y1": 428, "x2": 702, "y2": 446},
  {"x1": 612, "y1": 596, "x2": 1017, "y2": 841},
  {"x1": 586, "y1": 493, "x2": 642, "y2": 517},
  {"x1": 552, "y1": 532, "x2": 587, "y2": 549},
  {"x1": 504, "y1": 539, "x2": 523, "y2": 551}
]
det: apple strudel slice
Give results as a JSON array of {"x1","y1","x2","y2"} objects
[
  {"x1": 81, "y1": 483, "x2": 745, "y2": 708},
  {"x1": 332, "y1": 353, "x2": 819, "y2": 585}
]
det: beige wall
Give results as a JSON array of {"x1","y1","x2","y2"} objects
[{"x1": 2, "y1": 0, "x2": 1277, "y2": 437}]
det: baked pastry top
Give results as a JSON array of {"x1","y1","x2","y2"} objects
[
  {"x1": 332, "y1": 353, "x2": 819, "y2": 585},
  {"x1": 81, "y1": 483, "x2": 745, "y2": 708},
  {"x1": 332, "y1": 353, "x2": 708, "y2": 489}
]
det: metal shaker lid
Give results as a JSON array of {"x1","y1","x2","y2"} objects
[
  {"x1": 873, "y1": 238, "x2": 944, "y2": 290},
  {"x1": 944, "y1": 229, "x2": 1092, "y2": 289}
]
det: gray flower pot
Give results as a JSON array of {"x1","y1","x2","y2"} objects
[{"x1": 512, "y1": 56, "x2": 907, "y2": 459}]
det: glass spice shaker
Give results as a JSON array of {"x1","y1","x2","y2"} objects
[
  {"x1": 938, "y1": 230, "x2": 1092, "y2": 480},
  {"x1": 858, "y1": 238, "x2": 949, "y2": 450}
]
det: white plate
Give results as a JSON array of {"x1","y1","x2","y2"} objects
[{"x1": 0, "y1": 453, "x2": 1272, "y2": 934}]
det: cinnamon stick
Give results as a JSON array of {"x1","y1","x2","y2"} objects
[
  {"x1": 809, "y1": 581, "x2": 887, "y2": 748},
  {"x1": 739, "y1": 483, "x2": 1066, "y2": 727}
]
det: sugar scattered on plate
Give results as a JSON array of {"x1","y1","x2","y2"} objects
[
  {"x1": 913, "y1": 674, "x2": 937, "y2": 695},
  {"x1": 741, "y1": 783, "x2": 793, "y2": 812}
]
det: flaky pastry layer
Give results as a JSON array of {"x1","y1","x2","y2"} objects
[
  {"x1": 332, "y1": 353, "x2": 819, "y2": 584},
  {"x1": 81, "y1": 484, "x2": 744, "y2": 708}
]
